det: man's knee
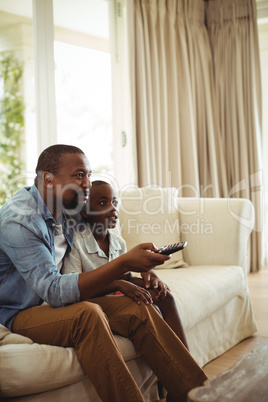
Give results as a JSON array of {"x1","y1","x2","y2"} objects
[{"x1": 73, "y1": 301, "x2": 107, "y2": 325}]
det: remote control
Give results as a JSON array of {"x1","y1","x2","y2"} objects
[{"x1": 155, "y1": 241, "x2": 187, "y2": 255}]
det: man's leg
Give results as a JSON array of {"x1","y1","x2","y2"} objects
[
  {"x1": 91, "y1": 295, "x2": 207, "y2": 402},
  {"x1": 12, "y1": 302, "x2": 144, "y2": 402}
]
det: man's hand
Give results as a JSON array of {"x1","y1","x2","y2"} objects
[{"x1": 121, "y1": 243, "x2": 170, "y2": 273}]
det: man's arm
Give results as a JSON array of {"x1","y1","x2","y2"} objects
[
  {"x1": 0, "y1": 220, "x2": 80, "y2": 307},
  {"x1": 78, "y1": 243, "x2": 170, "y2": 300},
  {"x1": 1, "y1": 220, "x2": 169, "y2": 305}
]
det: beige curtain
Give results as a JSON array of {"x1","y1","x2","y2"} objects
[
  {"x1": 206, "y1": 0, "x2": 263, "y2": 271},
  {"x1": 110, "y1": 0, "x2": 263, "y2": 271},
  {"x1": 132, "y1": 0, "x2": 228, "y2": 197}
]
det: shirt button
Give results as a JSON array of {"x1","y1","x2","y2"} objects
[{"x1": 52, "y1": 223, "x2": 56, "y2": 227}]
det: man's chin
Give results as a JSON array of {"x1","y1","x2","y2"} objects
[{"x1": 62, "y1": 199, "x2": 84, "y2": 215}]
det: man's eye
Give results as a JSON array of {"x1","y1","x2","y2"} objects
[
  {"x1": 76, "y1": 173, "x2": 83, "y2": 178},
  {"x1": 113, "y1": 201, "x2": 118, "y2": 207}
]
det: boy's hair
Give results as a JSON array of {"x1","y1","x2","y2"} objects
[
  {"x1": 35, "y1": 144, "x2": 84, "y2": 184},
  {"x1": 91, "y1": 180, "x2": 111, "y2": 188}
]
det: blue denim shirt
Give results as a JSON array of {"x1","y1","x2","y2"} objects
[{"x1": 0, "y1": 185, "x2": 80, "y2": 330}]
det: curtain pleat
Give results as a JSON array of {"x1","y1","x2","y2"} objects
[
  {"x1": 134, "y1": 0, "x2": 228, "y2": 197},
  {"x1": 135, "y1": 0, "x2": 200, "y2": 195},
  {"x1": 206, "y1": 0, "x2": 263, "y2": 271},
  {"x1": 184, "y1": 0, "x2": 228, "y2": 197}
]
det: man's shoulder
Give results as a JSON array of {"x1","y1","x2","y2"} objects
[
  {"x1": 1, "y1": 187, "x2": 32, "y2": 215},
  {"x1": 0, "y1": 185, "x2": 48, "y2": 227}
]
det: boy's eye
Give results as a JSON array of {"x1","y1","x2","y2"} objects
[
  {"x1": 100, "y1": 201, "x2": 107, "y2": 205},
  {"x1": 113, "y1": 200, "x2": 118, "y2": 207},
  {"x1": 76, "y1": 173, "x2": 83, "y2": 178}
]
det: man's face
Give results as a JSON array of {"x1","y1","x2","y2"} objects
[
  {"x1": 84, "y1": 183, "x2": 119, "y2": 230},
  {"x1": 50, "y1": 153, "x2": 92, "y2": 215}
]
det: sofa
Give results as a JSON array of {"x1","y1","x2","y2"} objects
[{"x1": 0, "y1": 187, "x2": 257, "y2": 401}]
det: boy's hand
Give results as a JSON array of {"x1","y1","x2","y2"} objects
[
  {"x1": 141, "y1": 269, "x2": 160, "y2": 288},
  {"x1": 123, "y1": 243, "x2": 170, "y2": 273},
  {"x1": 118, "y1": 281, "x2": 153, "y2": 305},
  {"x1": 141, "y1": 269, "x2": 155, "y2": 289},
  {"x1": 141, "y1": 270, "x2": 169, "y2": 300},
  {"x1": 152, "y1": 279, "x2": 168, "y2": 301}
]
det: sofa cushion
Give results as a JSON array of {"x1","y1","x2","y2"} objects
[
  {"x1": 156, "y1": 265, "x2": 246, "y2": 331},
  {"x1": 0, "y1": 343, "x2": 85, "y2": 397},
  {"x1": 0, "y1": 332, "x2": 138, "y2": 398},
  {"x1": 118, "y1": 186, "x2": 187, "y2": 268},
  {"x1": 0, "y1": 324, "x2": 33, "y2": 346}
]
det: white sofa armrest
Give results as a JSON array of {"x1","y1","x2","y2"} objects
[{"x1": 177, "y1": 198, "x2": 254, "y2": 274}]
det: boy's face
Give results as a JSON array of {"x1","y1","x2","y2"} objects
[{"x1": 84, "y1": 183, "x2": 119, "y2": 230}]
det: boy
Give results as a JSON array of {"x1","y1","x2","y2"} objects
[{"x1": 62, "y1": 180, "x2": 189, "y2": 348}]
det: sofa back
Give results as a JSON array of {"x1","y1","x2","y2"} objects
[
  {"x1": 118, "y1": 187, "x2": 254, "y2": 274},
  {"x1": 177, "y1": 197, "x2": 254, "y2": 272}
]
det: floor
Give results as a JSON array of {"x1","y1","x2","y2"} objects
[{"x1": 203, "y1": 269, "x2": 268, "y2": 379}]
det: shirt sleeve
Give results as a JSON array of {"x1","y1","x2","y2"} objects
[
  {"x1": 0, "y1": 219, "x2": 80, "y2": 307},
  {"x1": 121, "y1": 237, "x2": 128, "y2": 254}
]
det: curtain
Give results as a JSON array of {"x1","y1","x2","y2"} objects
[
  {"x1": 110, "y1": 0, "x2": 263, "y2": 271},
  {"x1": 131, "y1": 0, "x2": 229, "y2": 197},
  {"x1": 206, "y1": 0, "x2": 263, "y2": 271}
]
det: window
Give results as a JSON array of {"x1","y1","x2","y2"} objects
[
  {"x1": 53, "y1": 0, "x2": 113, "y2": 175},
  {"x1": 54, "y1": 42, "x2": 113, "y2": 174},
  {"x1": 0, "y1": 0, "x2": 36, "y2": 197},
  {"x1": 0, "y1": 0, "x2": 113, "y2": 200}
]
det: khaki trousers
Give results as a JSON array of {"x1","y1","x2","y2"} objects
[{"x1": 12, "y1": 295, "x2": 207, "y2": 402}]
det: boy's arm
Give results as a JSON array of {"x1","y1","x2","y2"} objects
[
  {"x1": 93, "y1": 279, "x2": 154, "y2": 305},
  {"x1": 89, "y1": 278, "x2": 129, "y2": 296},
  {"x1": 78, "y1": 243, "x2": 170, "y2": 300}
]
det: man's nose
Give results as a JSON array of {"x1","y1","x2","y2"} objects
[{"x1": 82, "y1": 176, "x2": 92, "y2": 188}]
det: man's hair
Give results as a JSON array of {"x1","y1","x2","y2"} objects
[
  {"x1": 35, "y1": 144, "x2": 84, "y2": 183},
  {"x1": 36, "y1": 144, "x2": 84, "y2": 175}
]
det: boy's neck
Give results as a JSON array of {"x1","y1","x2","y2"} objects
[{"x1": 91, "y1": 229, "x2": 107, "y2": 242}]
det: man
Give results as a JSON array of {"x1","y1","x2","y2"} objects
[{"x1": 0, "y1": 144, "x2": 207, "y2": 402}]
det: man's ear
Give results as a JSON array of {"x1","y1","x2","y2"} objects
[{"x1": 43, "y1": 171, "x2": 54, "y2": 188}]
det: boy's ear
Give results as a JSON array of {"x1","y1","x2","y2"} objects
[{"x1": 43, "y1": 171, "x2": 54, "y2": 188}]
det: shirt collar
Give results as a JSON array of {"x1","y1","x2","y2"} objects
[
  {"x1": 29, "y1": 184, "x2": 54, "y2": 221},
  {"x1": 80, "y1": 228, "x2": 123, "y2": 257},
  {"x1": 29, "y1": 185, "x2": 74, "y2": 252},
  {"x1": 108, "y1": 231, "x2": 124, "y2": 254}
]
